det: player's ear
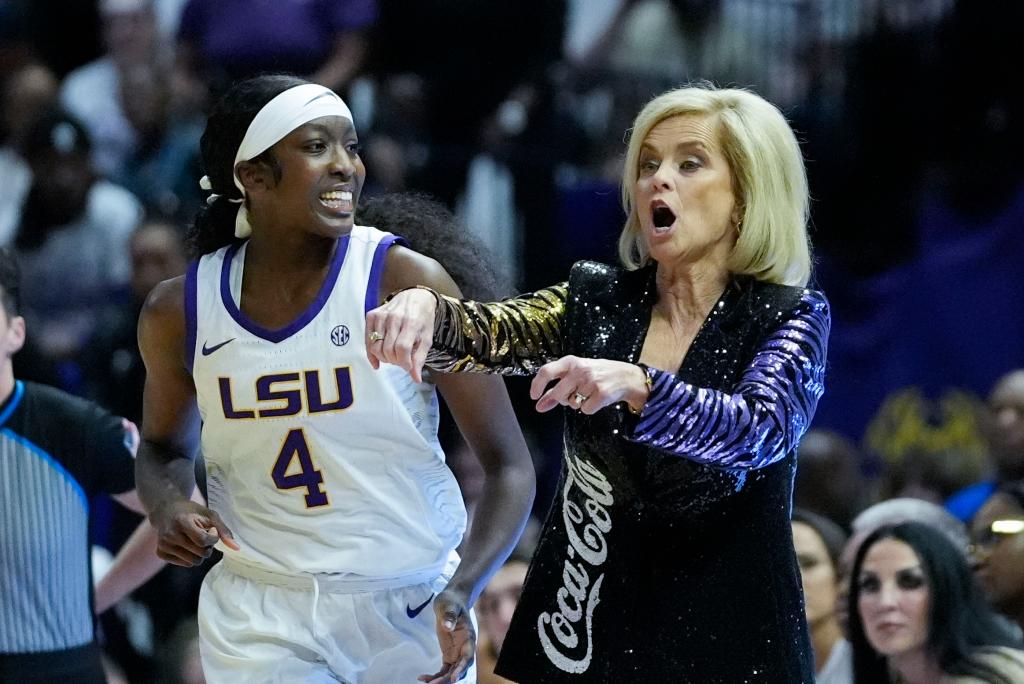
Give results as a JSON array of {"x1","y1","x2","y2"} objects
[{"x1": 236, "y1": 159, "x2": 272, "y2": 192}]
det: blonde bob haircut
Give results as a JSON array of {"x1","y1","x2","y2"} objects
[{"x1": 617, "y1": 84, "x2": 811, "y2": 287}]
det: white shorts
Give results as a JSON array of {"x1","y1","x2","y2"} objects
[{"x1": 198, "y1": 558, "x2": 477, "y2": 684}]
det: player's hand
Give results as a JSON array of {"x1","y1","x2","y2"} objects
[
  {"x1": 149, "y1": 499, "x2": 239, "y2": 567},
  {"x1": 365, "y1": 288, "x2": 438, "y2": 383},
  {"x1": 530, "y1": 355, "x2": 649, "y2": 415},
  {"x1": 418, "y1": 588, "x2": 475, "y2": 684}
]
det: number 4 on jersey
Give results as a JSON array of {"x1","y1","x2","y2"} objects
[{"x1": 271, "y1": 429, "x2": 329, "y2": 507}]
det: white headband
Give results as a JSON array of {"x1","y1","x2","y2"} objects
[{"x1": 199, "y1": 83, "x2": 354, "y2": 238}]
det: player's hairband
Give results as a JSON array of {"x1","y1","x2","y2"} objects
[{"x1": 198, "y1": 84, "x2": 354, "y2": 238}]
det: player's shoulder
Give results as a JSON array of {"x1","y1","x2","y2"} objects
[
  {"x1": 381, "y1": 244, "x2": 454, "y2": 296},
  {"x1": 141, "y1": 274, "x2": 187, "y2": 328}
]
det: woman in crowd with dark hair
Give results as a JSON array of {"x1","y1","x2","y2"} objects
[
  {"x1": 972, "y1": 482, "x2": 1024, "y2": 632},
  {"x1": 848, "y1": 521, "x2": 1024, "y2": 684},
  {"x1": 791, "y1": 507, "x2": 850, "y2": 683},
  {"x1": 367, "y1": 83, "x2": 829, "y2": 681},
  {"x1": 135, "y1": 74, "x2": 535, "y2": 684}
]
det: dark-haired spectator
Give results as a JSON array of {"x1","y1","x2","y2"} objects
[
  {"x1": 83, "y1": 219, "x2": 187, "y2": 422},
  {"x1": 882, "y1": 446, "x2": 991, "y2": 507},
  {"x1": 792, "y1": 508, "x2": 850, "y2": 683},
  {"x1": 949, "y1": 370, "x2": 1024, "y2": 522},
  {"x1": 848, "y1": 522, "x2": 1024, "y2": 683},
  {"x1": 972, "y1": 482, "x2": 1024, "y2": 632},
  {"x1": 0, "y1": 62, "x2": 57, "y2": 243},
  {"x1": 110, "y1": 60, "x2": 204, "y2": 220},
  {"x1": 796, "y1": 429, "x2": 869, "y2": 530},
  {"x1": 9, "y1": 108, "x2": 140, "y2": 376},
  {"x1": 837, "y1": 497, "x2": 972, "y2": 643}
]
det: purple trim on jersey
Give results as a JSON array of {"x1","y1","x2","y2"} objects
[
  {"x1": 184, "y1": 259, "x2": 200, "y2": 373},
  {"x1": 0, "y1": 380, "x2": 26, "y2": 427},
  {"x1": 2, "y1": 426, "x2": 88, "y2": 510},
  {"x1": 364, "y1": 234, "x2": 408, "y2": 313},
  {"x1": 219, "y1": 237, "x2": 350, "y2": 343}
]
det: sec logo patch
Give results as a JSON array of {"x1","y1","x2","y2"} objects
[{"x1": 331, "y1": 325, "x2": 350, "y2": 346}]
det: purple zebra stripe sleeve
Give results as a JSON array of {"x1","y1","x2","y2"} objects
[{"x1": 630, "y1": 289, "x2": 830, "y2": 470}]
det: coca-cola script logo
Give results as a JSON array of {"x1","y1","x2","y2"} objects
[{"x1": 538, "y1": 454, "x2": 614, "y2": 673}]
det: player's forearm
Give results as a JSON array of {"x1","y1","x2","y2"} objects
[
  {"x1": 94, "y1": 518, "x2": 163, "y2": 614},
  {"x1": 446, "y1": 457, "x2": 536, "y2": 607},
  {"x1": 135, "y1": 438, "x2": 196, "y2": 518}
]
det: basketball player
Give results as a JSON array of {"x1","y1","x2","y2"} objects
[{"x1": 134, "y1": 75, "x2": 535, "y2": 684}]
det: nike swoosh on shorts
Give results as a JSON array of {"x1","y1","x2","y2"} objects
[{"x1": 406, "y1": 594, "x2": 434, "y2": 619}]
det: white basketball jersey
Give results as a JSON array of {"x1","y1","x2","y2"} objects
[{"x1": 186, "y1": 225, "x2": 466, "y2": 579}]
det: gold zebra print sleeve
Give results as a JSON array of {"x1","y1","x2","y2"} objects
[{"x1": 424, "y1": 283, "x2": 569, "y2": 375}]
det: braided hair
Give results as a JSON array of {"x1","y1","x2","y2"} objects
[{"x1": 185, "y1": 74, "x2": 307, "y2": 257}]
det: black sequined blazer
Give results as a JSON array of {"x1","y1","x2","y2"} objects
[{"x1": 427, "y1": 261, "x2": 830, "y2": 683}]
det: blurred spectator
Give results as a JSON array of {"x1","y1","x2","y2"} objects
[
  {"x1": 847, "y1": 522, "x2": 1024, "y2": 683},
  {"x1": 175, "y1": 0, "x2": 377, "y2": 96},
  {"x1": 971, "y1": 482, "x2": 1024, "y2": 632},
  {"x1": 795, "y1": 429, "x2": 869, "y2": 530},
  {"x1": 59, "y1": 0, "x2": 170, "y2": 177},
  {"x1": 83, "y1": 219, "x2": 187, "y2": 428},
  {"x1": 881, "y1": 446, "x2": 991, "y2": 507},
  {"x1": 77, "y1": 218, "x2": 204, "y2": 681},
  {"x1": 475, "y1": 551, "x2": 532, "y2": 684},
  {"x1": 0, "y1": 62, "x2": 57, "y2": 243},
  {"x1": 111, "y1": 60, "x2": 203, "y2": 220},
  {"x1": 10, "y1": 108, "x2": 140, "y2": 375},
  {"x1": 808, "y1": 0, "x2": 948, "y2": 275},
  {"x1": 948, "y1": 370, "x2": 1024, "y2": 522},
  {"x1": 791, "y1": 508, "x2": 850, "y2": 683},
  {"x1": 371, "y1": 1, "x2": 569, "y2": 290}
]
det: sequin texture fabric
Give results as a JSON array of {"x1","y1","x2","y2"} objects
[
  {"x1": 633, "y1": 288, "x2": 829, "y2": 469},
  {"x1": 428, "y1": 284, "x2": 567, "y2": 374},
  {"x1": 425, "y1": 261, "x2": 828, "y2": 683}
]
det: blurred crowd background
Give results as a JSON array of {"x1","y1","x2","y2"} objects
[{"x1": 1, "y1": 0, "x2": 1021, "y2": 682}]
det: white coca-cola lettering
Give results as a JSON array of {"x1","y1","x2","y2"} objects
[{"x1": 538, "y1": 455, "x2": 614, "y2": 673}]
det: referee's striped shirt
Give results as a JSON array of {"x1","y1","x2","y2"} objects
[{"x1": 0, "y1": 380, "x2": 135, "y2": 654}]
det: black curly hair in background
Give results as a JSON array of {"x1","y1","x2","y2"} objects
[
  {"x1": 185, "y1": 74, "x2": 307, "y2": 258},
  {"x1": 357, "y1": 192, "x2": 511, "y2": 301}
]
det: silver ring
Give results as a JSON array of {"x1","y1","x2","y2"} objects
[
  {"x1": 572, "y1": 392, "x2": 588, "y2": 408},
  {"x1": 369, "y1": 330, "x2": 384, "y2": 342}
]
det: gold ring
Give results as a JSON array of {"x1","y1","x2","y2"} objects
[
  {"x1": 369, "y1": 331, "x2": 384, "y2": 342},
  {"x1": 572, "y1": 392, "x2": 588, "y2": 408}
]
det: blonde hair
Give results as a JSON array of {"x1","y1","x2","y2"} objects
[{"x1": 617, "y1": 84, "x2": 811, "y2": 286}]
